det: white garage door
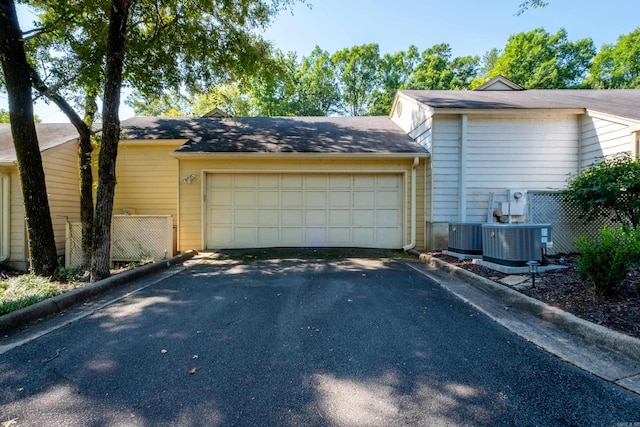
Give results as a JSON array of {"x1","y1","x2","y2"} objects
[{"x1": 205, "y1": 173, "x2": 404, "y2": 249}]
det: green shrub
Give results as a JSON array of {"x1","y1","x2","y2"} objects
[{"x1": 574, "y1": 226, "x2": 640, "y2": 296}]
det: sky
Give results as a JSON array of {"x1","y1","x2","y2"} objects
[{"x1": 3, "y1": 0, "x2": 638, "y2": 122}]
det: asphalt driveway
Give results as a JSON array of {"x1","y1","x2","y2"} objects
[{"x1": 1, "y1": 249, "x2": 640, "y2": 426}]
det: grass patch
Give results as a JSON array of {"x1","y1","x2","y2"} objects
[{"x1": 0, "y1": 273, "x2": 81, "y2": 315}]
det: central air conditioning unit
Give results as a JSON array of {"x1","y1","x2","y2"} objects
[
  {"x1": 448, "y1": 222, "x2": 483, "y2": 255},
  {"x1": 481, "y1": 223, "x2": 552, "y2": 266}
]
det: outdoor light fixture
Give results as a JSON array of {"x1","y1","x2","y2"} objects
[
  {"x1": 527, "y1": 260, "x2": 539, "y2": 288},
  {"x1": 182, "y1": 174, "x2": 196, "y2": 184}
]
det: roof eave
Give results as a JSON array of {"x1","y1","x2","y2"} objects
[
  {"x1": 171, "y1": 151, "x2": 430, "y2": 160},
  {"x1": 432, "y1": 107, "x2": 585, "y2": 116}
]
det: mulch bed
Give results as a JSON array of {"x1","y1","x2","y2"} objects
[{"x1": 430, "y1": 253, "x2": 640, "y2": 339}]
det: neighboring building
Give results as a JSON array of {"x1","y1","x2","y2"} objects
[
  {"x1": 390, "y1": 77, "x2": 640, "y2": 249},
  {"x1": 0, "y1": 124, "x2": 80, "y2": 270}
]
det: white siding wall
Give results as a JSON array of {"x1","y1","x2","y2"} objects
[
  {"x1": 430, "y1": 115, "x2": 579, "y2": 225},
  {"x1": 391, "y1": 94, "x2": 431, "y2": 136},
  {"x1": 579, "y1": 114, "x2": 632, "y2": 169},
  {"x1": 464, "y1": 116, "x2": 579, "y2": 223},
  {"x1": 430, "y1": 117, "x2": 461, "y2": 222}
]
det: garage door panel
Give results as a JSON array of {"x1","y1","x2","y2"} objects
[
  {"x1": 210, "y1": 209, "x2": 232, "y2": 224},
  {"x1": 329, "y1": 210, "x2": 350, "y2": 225},
  {"x1": 234, "y1": 191, "x2": 256, "y2": 206},
  {"x1": 305, "y1": 191, "x2": 327, "y2": 207},
  {"x1": 234, "y1": 209, "x2": 256, "y2": 224},
  {"x1": 258, "y1": 191, "x2": 279, "y2": 206},
  {"x1": 305, "y1": 210, "x2": 326, "y2": 226},
  {"x1": 377, "y1": 175, "x2": 401, "y2": 188},
  {"x1": 235, "y1": 227, "x2": 256, "y2": 243},
  {"x1": 353, "y1": 191, "x2": 375, "y2": 207},
  {"x1": 305, "y1": 175, "x2": 327, "y2": 188},
  {"x1": 329, "y1": 175, "x2": 350, "y2": 188},
  {"x1": 258, "y1": 228, "x2": 279, "y2": 243},
  {"x1": 329, "y1": 192, "x2": 350, "y2": 207},
  {"x1": 353, "y1": 228, "x2": 375, "y2": 244},
  {"x1": 235, "y1": 175, "x2": 256, "y2": 188},
  {"x1": 282, "y1": 192, "x2": 303, "y2": 207},
  {"x1": 377, "y1": 228, "x2": 401, "y2": 243},
  {"x1": 282, "y1": 209, "x2": 303, "y2": 225},
  {"x1": 258, "y1": 174, "x2": 279, "y2": 188},
  {"x1": 282, "y1": 175, "x2": 303, "y2": 188},
  {"x1": 377, "y1": 209, "x2": 400, "y2": 225},
  {"x1": 282, "y1": 228, "x2": 303, "y2": 243},
  {"x1": 258, "y1": 209, "x2": 279, "y2": 225},
  {"x1": 206, "y1": 173, "x2": 403, "y2": 249},
  {"x1": 305, "y1": 228, "x2": 327, "y2": 244},
  {"x1": 329, "y1": 228, "x2": 351, "y2": 243},
  {"x1": 354, "y1": 210, "x2": 374, "y2": 225},
  {"x1": 210, "y1": 190, "x2": 232, "y2": 206},
  {"x1": 378, "y1": 191, "x2": 401, "y2": 205}
]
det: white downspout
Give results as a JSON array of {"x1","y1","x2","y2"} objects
[
  {"x1": 459, "y1": 115, "x2": 468, "y2": 222},
  {"x1": 1, "y1": 173, "x2": 10, "y2": 261},
  {"x1": 403, "y1": 156, "x2": 419, "y2": 251}
]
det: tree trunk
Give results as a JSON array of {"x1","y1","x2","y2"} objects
[
  {"x1": 30, "y1": 68, "x2": 96, "y2": 270},
  {"x1": 91, "y1": 0, "x2": 130, "y2": 281},
  {"x1": 0, "y1": 0, "x2": 58, "y2": 276}
]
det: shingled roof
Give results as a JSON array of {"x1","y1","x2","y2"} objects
[
  {"x1": 0, "y1": 123, "x2": 79, "y2": 163},
  {"x1": 399, "y1": 89, "x2": 640, "y2": 121},
  {"x1": 120, "y1": 116, "x2": 428, "y2": 154}
]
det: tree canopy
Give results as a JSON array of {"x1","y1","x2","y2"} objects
[{"x1": 126, "y1": 25, "x2": 640, "y2": 118}]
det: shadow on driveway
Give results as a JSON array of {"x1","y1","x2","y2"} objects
[{"x1": 1, "y1": 249, "x2": 639, "y2": 426}]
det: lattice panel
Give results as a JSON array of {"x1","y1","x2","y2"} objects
[
  {"x1": 528, "y1": 191, "x2": 617, "y2": 254},
  {"x1": 66, "y1": 215, "x2": 173, "y2": 268},
  {"x1": 66, "y1": 222, "x2": 84, "y2": 268}
]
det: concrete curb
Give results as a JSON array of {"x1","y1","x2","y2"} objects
[
  {"x1": 412, "y1": 251, "x2": 640, "y2": 364},
  {"x1": 0, "y1": 250, "x2": 198, "y2": 335}
]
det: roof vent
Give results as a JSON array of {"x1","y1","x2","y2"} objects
[{"x1": 396, "y1": 100, "x2": 403, "y2": 117}]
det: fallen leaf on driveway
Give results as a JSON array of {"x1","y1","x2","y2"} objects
[
  {"x1": 2, "y1": 418, "x2": 18, "y2": 427},
  {"x1": 161, "y1": 349, "x2": 168, "y2": 354},
  {"x1": 189, "y1": 368, "x2": 197, "y2": 375}
]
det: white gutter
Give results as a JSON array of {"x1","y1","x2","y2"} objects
[
  {"x1": 403, "y1": 156, "x2": 419, "y2": 251},
  {"x1": 1, "y1": 173, "x2": 9, "y2": 261}
]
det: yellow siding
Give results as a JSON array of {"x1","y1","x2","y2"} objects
[
  {"x1": 42, "y1": 141, "x2": 82, "y2": 256},
  {"x1": 113, "y1": 143, "x2": 180, "y2": 223},
  {"x1": 177, "y1": 157, "x2": 424, "y2": 251}
]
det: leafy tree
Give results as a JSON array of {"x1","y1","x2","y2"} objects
[
  {"x1": 331, "y1": 43, "x2": 381, "y2": 116},
  {"x1": 370, "y1": 46, "x2": 418, "y2": 115},
  {"x1": 588, "y1": 28, "x2": 640, "y2": 88},
  {"x1": 407, "y1": 43, "x2": 478, "y2": 91},
  {"x1": 469, "y1": 48, "x2": 500, "y2": 88},
  {"x1": 490, "y1": 28, "x2": 595, "y2": 88},
  {"x1": 0, "y1": 108, "x2": 39, "y2": 123},
  {"x1": 449, "y1": 55, "x2": 480, "y2": 89},
  {"x1": 246, "y1": 51, "x2": 299, "y2": 116},
  {"x1": 516, "y1": 0, "x2": 548, "y2": 15},
  {"x1": 126, "y1": 91, "x2": 189, "y2": 117},
  {"x1": 409, "y1": 44, "x2": 455, "y2": 90},
  {"x1": 0, "y1": 0, "x2": 58, "y2": 276},
  {"x1": 565, "y1": 153, "x2": 640, "y2": 230},
  {"x1": 22, "y1": 0, "x2": 298, "y2": 280},
  {"x1": 190, "y1": 84, "x2": 252, "y2": 117},
  {"x1": 295, "y1": 46, "x2": 340, "y2": 116}
]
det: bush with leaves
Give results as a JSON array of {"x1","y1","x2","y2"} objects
[
  {"x1": 565, "y1": 153, "x2": 640, "y2": 229},
  {"x1": 574, "y1": 226, "x2": 640, "y2": 296}
]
